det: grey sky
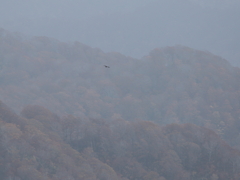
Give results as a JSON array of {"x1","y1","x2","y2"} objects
[{"x1": 0, "y1": 0, "x2": 239, "y2": 66}]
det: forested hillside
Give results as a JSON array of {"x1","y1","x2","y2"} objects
[
  {"x1": 1, "y1": 28, "x2": 240, "y2": 179},
  {"x1": 1, "y1": 101, "x2": 240, "y2": 180},
  {"x1": 0, "y1": 101, "x2": 121, "y2": 180},
  {"x1": 1, "y1": 28, "x2": 240, "y2": 146}
]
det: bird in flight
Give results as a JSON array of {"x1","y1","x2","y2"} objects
[{"x1": 104, "y1": 65, "x2": 110, "y2": 68}]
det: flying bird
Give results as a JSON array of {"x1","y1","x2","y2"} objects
[{"x1": 104, "y1": 65, "x2": 110, "y2": 68}]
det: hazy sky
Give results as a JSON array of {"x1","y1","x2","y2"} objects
[
  {"x1": 0, "y1": 0, "x2": 240, "y2": 66},
  {"x1": 0, "y1": 0, "x2": 155, "y2": 18}
]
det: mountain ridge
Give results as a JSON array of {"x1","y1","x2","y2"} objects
[{"x1": 1, "y1": 28, "x2": 240, "y2": 179}]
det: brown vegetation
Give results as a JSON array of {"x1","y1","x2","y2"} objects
[{"x1": 1, "y1": 28, "x2": 240, "y2": 179}]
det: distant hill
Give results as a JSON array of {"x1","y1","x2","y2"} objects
[
  {"x1": 1, "y1": 0, "x2": 239, "y2": 66},
  {"x1": 1, "y1": 28, "x2": 240, "y2": 149}
]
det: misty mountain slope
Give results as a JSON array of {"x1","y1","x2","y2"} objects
[
  {"x1": 1, "y1": 28, "x2": 240, "y2": 147},
  {"x1": 17, "y1": 103, "x2": 240, "y2": 180},
  {"x1": 1, "y1": 29, "x2": 240, "y2": 179},
  {"x1": 0, "y1": 98, "x2": 240, "y2": 180},
  {"x1": 1, "y1": 99, "x2": 240, "y2": 180},
  {"x1": 0, "y1": 100, "x2": 122, "y2": 180},
  {"x1": 142, "y1": 46, "x2": 240, "y2": 146}
]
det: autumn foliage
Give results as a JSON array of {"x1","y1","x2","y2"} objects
[
  {"x1": 1, "y1": 28, "x2": 240, "y2": 179},
  {"x1": 0, "y1": 102, "x2": 239, "y2": 179}
]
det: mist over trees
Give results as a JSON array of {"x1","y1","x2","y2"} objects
[
  {"x1": 0, "y1": 21, "x2": 240, "y2": 179},
  {"x1": 0, "y1": 99, "x2": 240, "y2": 179},
  {"x1": 1, "y1": 28, "x2": 240, "y2": 144}
]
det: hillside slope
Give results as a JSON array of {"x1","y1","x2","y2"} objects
[
  {"x1": 0, "y1": 100, "x2": 122, "y2": 180},
  {"x1": 0, "y1": 28, "x2": 240, "y2": 148},
  {"x1": 0, "y1": 100, "x2": 240, "y2": 180}
]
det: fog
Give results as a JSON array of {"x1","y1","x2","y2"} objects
[
  {"x1": 1, "y1": 2, "x2": 240, "y2": 178},
  {"x1": 0, "y1": 0, "x2": 240, "y2": 66}
]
